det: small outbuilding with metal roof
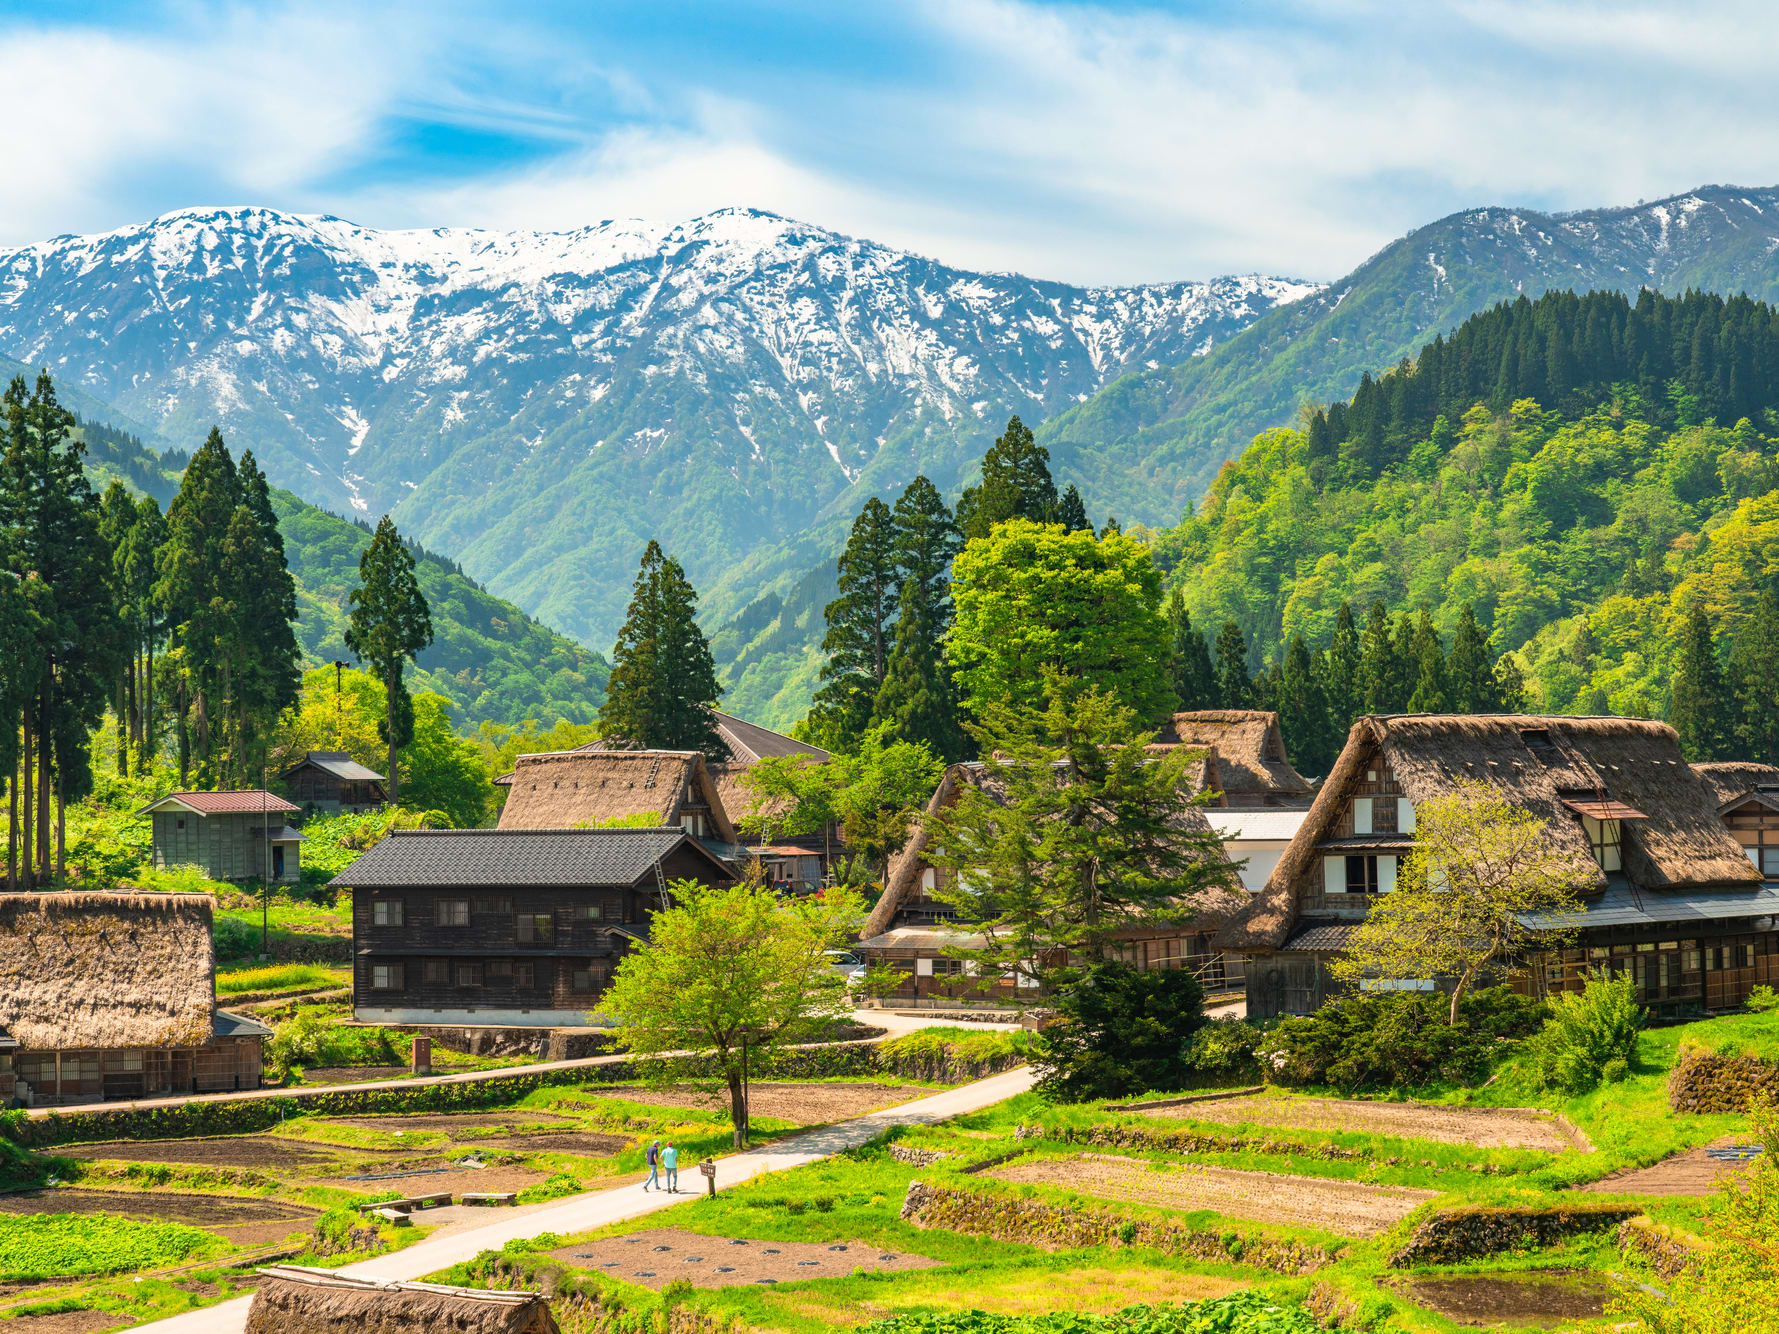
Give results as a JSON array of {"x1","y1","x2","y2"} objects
[
  {"x1": 279, "y1": 750, "x2": 390, "y2": 814},
  {"x1": 137, "y1": 790, "x2": 304, "y2": 883}
]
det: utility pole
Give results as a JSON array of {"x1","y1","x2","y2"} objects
[
  {"x1": 260, "y1": 761, "x2": 270, "y2": 961},
  {"x1": 333, "y1": 659, "x2": 346, "y2": 748}
]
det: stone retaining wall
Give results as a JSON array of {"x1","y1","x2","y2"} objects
[
  {"x1": 1617, "y1": 1216, "x2": 1707, "y2": 1280},
  {"x1": 1389, "y1": 1204, "x2": 1641, "y2": 1267},
  {"x1": 1668, "y1": 1044, "x2": 1779, "y2": 1114},
  {"x1": 900, "y1": 1179, "x2": 1336, "y2": 1275}
]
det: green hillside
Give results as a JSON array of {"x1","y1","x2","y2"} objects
[
  {"x1": 1152, "y1": 287, "x2": 1779, "y2": 721},
  {"x1": 71, "y1": 413, "x2": 607, "y2": 731}
]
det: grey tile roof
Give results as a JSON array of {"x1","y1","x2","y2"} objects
[
  {"x1": 1280, "y1": 921, "x2": 1357, "y2": 952},
  {"x1": 292, "y1": 752, "x2": 387, "y2": 782},
  {"x1": 1520, "y1": 882, "x2": 1779, "y2": 931},
  {"x1": 329, "y1": 828, "x2": 706, "y2": 888},
  {"x1": 213, "y1": 1008, "x2": 273, "y2": 1038}
]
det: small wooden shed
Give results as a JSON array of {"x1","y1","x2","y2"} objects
[
  {"x1": 246, "y1": 1265, "x2": 559, "y2": 1334},
  {"x1": 138, "y1": 790, "x2": 304, "y2": 883},
  {"x1": 280, "y1": 751, "x2": 390, "y2": 815}
]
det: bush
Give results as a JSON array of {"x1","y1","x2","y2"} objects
[
  {"x1": 1746, "y1": 985, "x2": 1779, "y2": 1014},
  {"x1": 1180, "y1": 1019, "x2": 1267, "y2": 1086},
  {"x1": 1528, "y1": 970, "x2": 1644, "y2": 1094},
  {"x1": 517, "y1": 1172, "x2": 581, "y2": 1204},
  {"x1": 1034, "y1": 962, "x2": 1206, "y2": 1101},
  {"x1": 265, "y1": 1008, "x2": 403, "y2": 1078},
  {"x1": 1255, "y1": 986, "x2": 1545, "y2": 1092}
]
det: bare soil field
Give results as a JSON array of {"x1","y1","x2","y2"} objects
[
  {"x1": 1397, "y1": 1270, "x2": 1615, "y2": 1325},
  {"x1": 51, "y1": 1138, "x2": 340, "y2": 1169},
  {"x1": 1133, "y1": 1094, "x2": 1573, "y2": 1151},
  {"x1": 0, "y1": 1309, "x2": 124, "y2": 1334},
  {"x1": 473, "y1": 1132, "x2": 630, "y2": 1157},
  {"x1": 0, "y1": 1190, "x2": 316, "y2": 1230},
  {"x1": 549, "y1": 1227, "x2": 939, "y2": 1290},
  {"x1": 327, "y1": 1112, "x2": 578, "y2": 1135},
  {"x1": 989, "y1": 1153, "x2": 1437, "y2": 1238},
  {"x1": 1576, "y1": 1136, "x2": 1762, "y2": 1196},
  {"x1": 314, "y1": 1163, "x2": 549, "y2": 1197},
  {"x1": 584, "y1": 1082, "x2": 924, "y2": 1123}
]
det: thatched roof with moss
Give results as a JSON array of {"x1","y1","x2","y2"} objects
[
  {"x1": 1152, "y1": 710, "x2": 1314, "y2": 803},
  {"x1": 1216, "y1": 714, "x2": 1763, "y2": 952},
  {"x1": 0, "y1": 893, "x2": 215, "y2": 1051},
  {"x1": 246, "y1": 1267, "x2": 557, "y2": 1334},
  {"x1": 496, "y1": 750, "x2": 736, "y2": 842},
  {"x1": 1691, "y1": 761, "x2": 1779, "y2": 809}
]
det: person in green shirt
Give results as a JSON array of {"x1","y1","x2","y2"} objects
[{"x1": 662, "y1": 1142, "x2": 679, "y2": 1192}]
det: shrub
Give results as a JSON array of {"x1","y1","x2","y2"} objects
[
  {"x1": 1180, "y1": 1019, "x2": 1267, "y2": 1085},
  {"x1": 1034, "y1": 962, "x2": 1207, "y2": 1101},
  {"x1": 1255, "y1": 986, "x2": 1544, "y2": 1092},
  {"x1": 1529, "y1": 969, "x2": 1645, "y2": 1094},
  {"x1": 517, "y1": 1172, "x2": 581, "y2": 1204},
  {"x1": 1746, "y1": 985, "x2": 1779, "y2": 1013},
  {"x1": 265, "y1": 1008, "x2": 403, "y2": 1078}
]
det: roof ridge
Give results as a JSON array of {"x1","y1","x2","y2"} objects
[{"x1": 386, "y1": 826, "x2": 684, "y2": 836}]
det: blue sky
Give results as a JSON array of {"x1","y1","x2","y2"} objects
[{"x1": 1, "y1": 1, "x2": 1776, "y2": 284}]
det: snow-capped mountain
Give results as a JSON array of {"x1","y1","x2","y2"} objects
[{"x1": 0, "y1": 204, "x2": 1314, "y2": 648}]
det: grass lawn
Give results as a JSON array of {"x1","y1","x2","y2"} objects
[{"x1": 215, "y1": 963, "x2": 348, "y2": 996}]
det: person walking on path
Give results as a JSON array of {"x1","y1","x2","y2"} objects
[
  {"x1": 662, "y1": 1141, "x2": 679, "y2": 1193},
  {"x1": 644, "y1": 1140, "x2": 661, "y2": 1191}
]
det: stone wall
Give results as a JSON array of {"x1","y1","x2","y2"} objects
[
  {"x1": 1389, "y1": 1204, "x2": 1641, "y2": 1267},
  {"x1": 1616, "y1": 1216, "x2": 1707, "y2": 1281},
  {"x1": 900, "y1": 1180, "x2": 1336, "y2": 1275},
  {"x1": 1667, "y1": 1043, "x2": 1779, "y2": 1114},
  {"x1": 887, "y1": 1144, "x2": 952, "y2": 1167}
]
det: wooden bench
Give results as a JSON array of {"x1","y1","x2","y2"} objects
[
  {"x1": 371, "y1": 1207, "x2": 412, "y2": 1227},
  {"x1": 460, "y1": 1192, "x2": 519, "y2": 1207},
  {"x1": 407, "y1": 1192, "x2": 451, "y2": 1209}
]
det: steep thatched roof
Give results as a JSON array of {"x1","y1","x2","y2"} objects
[
  {"x1": 0, "y1": 893, "x2": 215, "y2": 1051},
  {"x1": 1692, "y1": 761, "x2": 1779, "y2": 808},
  {"x1": 246, "y1": 1267, "x2": 557, "y2": 1334},
  {"x1": 496, "y1": 750, "x2": 737, "y2": 842},
  {"x1": 1152, "y1": 710, "x2": 1314, "y2": 803},
  {"x1": 1217, "y1": 714, "x2": 1763, "y2": 952}
]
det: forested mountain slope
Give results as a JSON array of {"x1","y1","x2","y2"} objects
[
  {"x1": 76, "y1": 417, "x2": 606, "y2": 730},
  {"x1": 1044, "y1": 185, "x2": 1779, "y2": 524},
  {"x1": 1153, "y1": 288, "x2": 1779, "y2": 718}
]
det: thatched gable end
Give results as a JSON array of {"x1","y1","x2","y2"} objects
[
  {"x1": 497, "y1": 750, "x2": 737, "y2": 842},
  {"x1": 0, "y1": 893, "x2": 215, "y2": 1051},
  {"x1": 1217, "y1": 714, "x2": 1763, "y2": 953},
  {"x1": 247, "y1": 1268, "x2": 558, "y2": 1334},
  {"x1": 1692, "y1": 761, "x2": 1779, "y2": 809},
  {"x1": 1153, "y1": 710, "x2": 1314, "y2": 801}
]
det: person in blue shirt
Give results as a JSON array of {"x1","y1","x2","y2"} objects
[
  {"x1": 662, "y1": 1141, "x2": 679, "y2": 1192},
  {"x1": 644, "y1": 1139, "x2": 661, "y2": 1191}
]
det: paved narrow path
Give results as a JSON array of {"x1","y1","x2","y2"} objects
[{"x1": 129, "y1": 1065, "x2": 1037, "y2": 1333}]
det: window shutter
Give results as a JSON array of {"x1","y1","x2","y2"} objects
[
  {"x1": 915, "y1": 957, "x2": 935, "y2": 977},
  {"x1": 1353, "y1": 798, "x2": 1373, "y2": 835},
  {"x1": 1324, "y1": 856, "x2": 1345, "y2": 896},
  {"x1": 1378, "y1": 855, "x2": 1397, "y2": 894},
  {"x1": 1398, "y1": 798, "x2": 1415, "y2": 834}
]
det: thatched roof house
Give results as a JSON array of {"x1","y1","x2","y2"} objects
[
  {"x1": 0, "y1": 893, "x2": 216, "y2": 1051},
  {"x1": 1151, "y1": 710, "x2": 1314, "y2": 805},
  {"x1": 1217, "y1": 714, "x2": 1779, "y2": 1018},
  {"x1": 496, "y1": 750, "x2": 737, "y2": 844},
  {"x1": 1692, "y1": 761, "x2": 1779, "y2": 809},
  {"x1": 246, "y1": 1266, "x2": 558, "y2": 1334}
]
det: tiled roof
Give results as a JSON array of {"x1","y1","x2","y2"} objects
[
  {"x1": 286, "y1": 751, "x2": 387, "y2": 783},
  {"x1": 1519, "y1": 882, "x2": 1779, "y2": 930},
  {"x1": 712, "y1": 711, "x2": 829, "y2": 763},
  {"x1": 1280, "y1": 921, "x2": 1356, "y2": 952},
  {"x1": 330, "y1": 828, "x2": 726, "y2": 888},
  {"x1": 141, "y1": 790, "x2": 299, "y2": 816},
  {"x1": 1205, "y1": 810, "x2": 1310, "y2": 842}
]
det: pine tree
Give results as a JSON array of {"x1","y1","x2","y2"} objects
[
  {"x1": 890, "y1": 475, "x2": 960, "y2": 619},
  {"x1": 121, "y1": 495, "x2": 166, "y2": 773},
  {"x1": 1278, "y1": 634, "x2": 1335, "y2": 775},
  {"x1": 1670, "y1": 603, "x2": 1735, "y2": 761},
  {"x1": 599, "y1": 540, "x2": 723, "y2": 757},
  {"x1": 1732, "y1": 587, "x2": 1779, "y2": 763},
  {"x1": 1359, "y1": 601, "x2": 1396, "y2": 713},
  {"x1": 956, "y1": 416, "x2": 1058, "y2": 541},
  {"x1": 1213, "y1": 621, "x2": 1252, "y2": 709},
  {"x1": 346, "y1": 515, "x2": 435, "y2": 801},
  {"x1": 1446, "y1": 603, "x2": 1498, "y2": 713},
  {"x1": 811, "y1": 498, "x2": 899, "y2": 747},
  {"x1": 874, "y1": 575, "x2": 964, "y2": 758},
  {"x1": 1324, "y1": 601, "x2": 1363, "y2": 730},
  {"x1": 1165, "y1": 591, "x2": 1216, "y2": 710},
  {"x1": 1057, "y1": 484, "x2": 1090, "y2": 533},
  {"x1": 1407, "y1": 611, "x2": 1451, "y2": 713},
  {"x1": 98, "y1": 483, "x2": 138, "y2": 776}
]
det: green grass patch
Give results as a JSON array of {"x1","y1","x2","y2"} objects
[
  {"x1": 0, "y1": 1213, "x2": 229, "y2": 1281},
  {"x1": 216, "y1": 962, "x2": 347, "y2": 995}
]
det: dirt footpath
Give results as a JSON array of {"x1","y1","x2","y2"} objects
[
  {"x1": 1132, "y1": 1094, "x2": 1573, "y2": 1151},
  {"x1": 549, "y1": 1226, "x2": 939, "y2": 1290},
  {"x1": 1576, "y1": 1136, "x2": 1764, "y2": 1196},
  {"x1": 585, "y1": 1082, "x2": 925, "y2": 1123},
  {"x1": 990, "y1": 1153, "x2": 1437, "y2": 1238}
]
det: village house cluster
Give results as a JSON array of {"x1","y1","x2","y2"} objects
[{"x1": 4, "y1": 710, "x2": 1777, "y2": 1106}]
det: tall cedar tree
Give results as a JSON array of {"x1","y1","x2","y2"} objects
[
  {"x1": 1056, "y1": 484, "x2": 1090, "y2": 533},
  {"x1": 2, "y1": 374, "x2": 119, "y2": 884},
  {"x1": 1670, "y1": 603, "x2": 1735, "y2": 761},
  {"x1": 98, "y1": 483, "x2": 138, "y2": 775},
  {"x1": 599, "y1": 540, "x2": 724, "y2": 758},
  {"x1": 1278, "y1": 634, "x2": 1336, "y2": 776},
  {"x1": 119, "y1": 495, "x2": 166, "y2": 773},
  {"x1": 232, "y1": 451, "x2": 302, "y2": 775},
  {"x1": 1407, "y1": 611, "x2": 1451, "y2": 713},
  {"x1": 1165, "y1": 590, "x2": 1217, "y2": 710},
  {"x1": 873, "y1": 476, "x2": 964, "y2": 758},
  {"x1": 956, "y1": 415, "x2": 1058, "y2": 541},
  {"x1": 1213, "y1": 621, "x2": 1252, "y2": 709},
  {"x1": 1732, "y1": 587, "x2": 1779, "y2": 763},
  {"x1": 1446, "y1": 604, "x2": 1497, "y2": 713},
  {"x1": 1358, "y1": 601, "x2": 1396, "y2": 712},
  {"x1": 1325, "y1": 602, "x2": 1363, "y2": 732},
  {"x1": 346, "y1": 516, "x2": 435, "y2": 801},
  {"x1": 811, "y1": 498, "x2": 899, "y2": 748}
]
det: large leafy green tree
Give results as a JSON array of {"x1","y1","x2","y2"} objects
[
  {"x1": 599, "y1": 540, "x2": 723, "y2": 757},
  {"x1": 346, "y1": 515, "x2": 435, "y2": 801},
  {"x1": 956, "y1": 415, "x2": 1058, "y2": 541},
  {"x1": 1732, "y1": 587, "x2": 1779, "y2": 763},
  {"x1": 810, "y1": 498, "x2": 899, "y2": 748},
  {"x1": 948, "y1": 519, "x2": 1173, "y2": 725}
]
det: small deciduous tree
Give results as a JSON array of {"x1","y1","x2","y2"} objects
[
  {"x1": 1330, "y1": 780, "x2": 1596, "y2": 1024},
  {"x1": 602, "y1": 878, "x2": 863, "y2": 1147}
]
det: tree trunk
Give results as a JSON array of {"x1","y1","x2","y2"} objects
[
  {"x1": 386, "y1": 666, "x2": 400, "y2": 805},
  {"x1": 115, "y1": 668, "x2": 127, "y2": 776},
  {"x1": 6, "y1": 768, "x2": 14, "y2": 891},
  {"x1": 56, "y1": 770, "x2": 65, "y2": 880},
  {"x1": 20, "y1": 712, "x2": 34, "y2": 890},
  {"x1": 37, "y1": 696, "x2": 52, "y2": 886},
  {"x1": 176, "y1": 679, "x2": 189, "y2": 785},
  {"x1": 143, "y1": 638, "x2": 155, "y2": 775}
]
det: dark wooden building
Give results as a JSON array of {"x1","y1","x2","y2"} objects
[
  {"x1": 335, "y1": 828, "x2": 739, "y2": 1027},
  {"x1": 1219, "y1": 715, "x2": 1779, "y2": 1018},
  {"x1": 138, "y1": 790, "x2": 304, "y2": 883},
  {"x1": 0, "y1": 892, "x2": 269, "y2": 1106},
  {"x1": 280, "y1": 751, "x2": 389, "y2": 815}
]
